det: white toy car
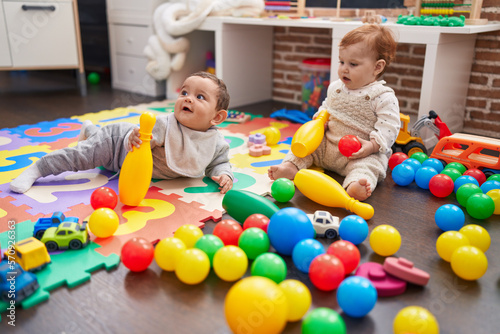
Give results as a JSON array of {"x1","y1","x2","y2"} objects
[{"x1": 308, "y1": 210, "x2": 340, "y2": 239}]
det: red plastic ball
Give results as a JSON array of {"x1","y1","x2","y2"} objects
[
  {"x1": 326, "y1": 240, "x2": 360, "y2": 274},
  {"x1": 213, "y1": 219, "x2": 243, "y2": 246},
  {"x1": 91, "y1": 186, "x2": 118, "y2": 210},
  {"x1": 121, "y1": 237, "x2": 154, "y2": 272},
  {"x1": 463, "y1": 168, "x2": 486, "y2": 186},
  {"x1": 243, "y1": 213, "x2": 270, "y2": 232},
  {"x1": 339, "y1": 135, "x2": 361, "y2": 157},
  {"x1": 308, "y1": 254, "x2": 345, "y2": 291},
  {"x1": 388, "y1": 152, "x2": 409, "y2": 171},
  {"x1": 429, "y1": 174, "x2": 454, "y2": 198}
]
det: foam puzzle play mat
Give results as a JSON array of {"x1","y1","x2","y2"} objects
[{"x1": 0, "y1": 100, "x2": 302, "y2": 313}]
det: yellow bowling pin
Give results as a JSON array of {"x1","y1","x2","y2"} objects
[
  {"x1": 294, "y1": 169, "x2": 374, "y2": 220},
  {"x1": 291, "y1": 110, "x2": 329, "y2": 158},
  {"x1": 118, "y1": 112, "x2": 156, "y2": 206}
]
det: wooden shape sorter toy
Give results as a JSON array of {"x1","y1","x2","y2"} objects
[{"x1": 0, "y1": 103, "x2": 297, "y2": 312}]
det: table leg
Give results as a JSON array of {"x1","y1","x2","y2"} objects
[
  {"x1": 77, "y1": 69, "x2": 87, "y2": 96},
  {"x1": 418, "y1": 34, "x2": 477, "y2": 148}
]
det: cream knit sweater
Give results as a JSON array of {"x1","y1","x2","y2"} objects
[{"x1": 285, "y1": 79, "x2": 400, "y2": 190}]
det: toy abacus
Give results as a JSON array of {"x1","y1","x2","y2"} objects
[
  {"x1": 264, "y1": 0, "x2": 306, "y2": 17},
  {"x1": 415, "y1": 0, "x2": 488, "y2": 25}
]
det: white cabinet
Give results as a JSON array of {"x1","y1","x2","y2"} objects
[
  {"x1": 3, "y1": 0, "x2": 78, "y2": 67},
  {"x1": 0, "y1": 0, "x2": 84, "y2": 91},
  {"x1": 0, "y1": 0, "x2": 85, "y2": 94},
  {"x1": 106, "y1": 0, "x2": 166, "y2": 97}
]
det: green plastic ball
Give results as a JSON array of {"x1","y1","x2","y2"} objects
[
  {"x1": 466, "y1": 193, "x2": 495, "y2": 220},
  {"x1": 251, "y1": 252, "x2": 287, "y2": 284},
  {"x1": 487, "y1": 174, "x2": 500, "y2": 183},
  {"x1": 456, "y1": 183, "x2": 482, "y2": 207},
  {"x1": 302, "y1": 307, "x2": 347, "y2": 334},
  {"x1": 87, "y1": 72, "x2": 100, "y2": 85},
  {"x1": 409, "y1": 152, "x2": 429, "y2": 164},
  {"x1": 444, "y1": 162, "x2": 467, "y2": 174},
  {"x1": 194, "y1": 234, "x2": 224, "y2": 266},
  {"x1": 238, "y1": 227, "x2": 270, "y2": 260},
  {"x1": 271, "y1": 178, "x2": 295, "y2": 202},
  {"x1": 440, "y1": 168, "x2": 462, "y2": 182}
]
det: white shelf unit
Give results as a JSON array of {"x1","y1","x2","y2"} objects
[
  {"x1": 106, "y1": 0, "x2": 166, "y2": 97},
  {"x1": 166, "y1": 19, "x2": 274, "y2": 108}
]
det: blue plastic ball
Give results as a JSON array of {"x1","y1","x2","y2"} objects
[
  {"x1": 337, "y1": 276, "x2": 377, "y2": 318},
  {"x1": 401, "y1": 158, "x2": 422, "y2": 173},
  {"x1": 454, "y1": 175, "x2": 479, "y2": 193},
  {"x1": 415, "y1": 166, "x2": 438, "y2": 189},
  {"x1": 480, "y1": 180, "x2": 500, "y2": 194},
  {"x1": 267, "y1": 207, "x2": 315, "y2": 256},
  {"x1": 422, "y1": 158, "x2": 444, "y2": 173},
  {"x1": 435, "y1": 204, "x2": 465, "y2": 231},
  {"x1": 292, "y1": 238, "x2": 325, "y2": 273},
  {"x1": 392, "y1": 163, "x2": 415, "y2": 186},
  {"x1": 338, "y1": 215, "x2": 368, "y2": 245}
]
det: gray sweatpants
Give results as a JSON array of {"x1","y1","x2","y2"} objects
[{"x1": 36, "y1": 123, "x2": 134, "y2": 177}]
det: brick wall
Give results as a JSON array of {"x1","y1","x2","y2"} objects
[{"x1": 271, "y1": 4, "x2": 500, "y2": 137}]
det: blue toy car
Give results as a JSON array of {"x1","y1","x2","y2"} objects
[
  {"x1": 33, "y1": 211, "x2": 78, "y2": 239},
  {"x1": 0, "y1": 260, "x2": 39, "y2": 303}
]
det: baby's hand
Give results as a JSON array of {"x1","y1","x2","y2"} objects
[
  {"x1": 211, "y1": 175, "x2": 233, "y2": 194},
  {"x1": 313, "y1": 113, "x2": 329, "y2": 130},
  {"x1": 128, "y1": 127, "x2": 141, "y2": 151},
  {"x1": 349, "y1": 138, "x2": 379, "y2": 160}
]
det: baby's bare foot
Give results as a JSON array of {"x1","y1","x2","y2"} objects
[
  {"x1": 268, "y1": 162, "x2": 299, "y2": 180},
  {"x1": 346, "y1": 178, "x2": 372, "y2": 201},
  {"x1": 78, "y1": 120, "x2": 93, "y2": 142}
]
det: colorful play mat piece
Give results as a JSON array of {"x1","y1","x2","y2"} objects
[{"x1": 0, "y1": 101, "x2": 302, "y2": 313}]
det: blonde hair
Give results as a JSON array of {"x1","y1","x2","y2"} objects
[{"x1": 339, "y1": 24, "x2": 397, "y2": 78}]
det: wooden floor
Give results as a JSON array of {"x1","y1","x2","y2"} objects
[
  {"x1": 0, "y1": 70, "x2": 298, "y2": 128},
  {"x1": 1, "y1": 70, "x2": 499, "y2": 334}
]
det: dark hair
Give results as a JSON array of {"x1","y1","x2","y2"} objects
[
  {"x1": 339, "y1": 24, "x2": 397, "y2": 78},
  {"x1": 189, "y1": 71, "x2": 230, "y2": 111}
]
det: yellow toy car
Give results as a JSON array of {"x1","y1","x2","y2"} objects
[{"x1": 4, "y1": 237, "x2": 51, "y2": 272}]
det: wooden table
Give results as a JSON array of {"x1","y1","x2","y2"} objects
[{"x1": 2, "y1": 169, "x2": 499, "y2": 333}]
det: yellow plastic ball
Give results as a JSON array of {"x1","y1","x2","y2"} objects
[
  {"x1": 435, "y1": 231, "x2": 470, "y2": 262},
  {"x1": 486, "y1": 189, "x2": 500, "y2": 215},
  {"x1": 459, "y1": 224, "x2": 490, "y2": 253},
  {"x1": 225, "y1": 276, "x2": 288, "y2": 334},
  {"x1": 369, "y1": 224, "x2": 401, "y2": 256},
  {"x1": 175, "y1": 248, "x2": 210, "y2": 285},
  {"x1": 88, "y1": 208, "x2": 119, "y2": 238},
  {"x1": 450, "y1": 245, "x2": 488, "y2": 281},
  {"x1": 174, "y1": 224, "x2": 203, "y2": 248},
  {"x1": 213, "y1": 245, "x2": 248, "y2": 282},
  {"x1": 393, "y1": 306, "x2": 439, "y2": 334},
  {"x1": 278, "y1": 279, "x2": 311, "y2": 322},
  {"x1": 263, "y1": 127, "x2": 281, "y2": 146},
  {"x1": 154, "y1": 237, "x2": 187, "y2": 271}
]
